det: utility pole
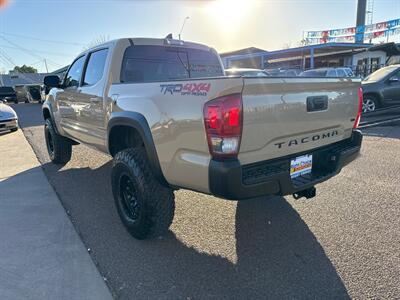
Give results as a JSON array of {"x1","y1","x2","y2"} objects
[
  {"x1": 356, "y1": 0, "x2": 367, "y2": 43},
  {"x1": 178, "y1": 16, "x2": 190, "y2": 40},
  {"x1": 366, "y1": 0, "x2": 374, "y2": 26},
  {"x1": 366, "y1": 0, "x2": 374, "y2": 43},
  {"x1": 44, "y1": 59, "x2": 49, "y2": 73}
]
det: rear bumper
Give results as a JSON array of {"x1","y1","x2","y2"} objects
[{"x1": 209, "y1": 130, "x2": 362, "y2": 200}]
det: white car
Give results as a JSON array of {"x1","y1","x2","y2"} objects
[
  {"x1": 0, "y1": 100, "x2": 18, "y2": 132},
  {"x1": 225, "y1": 68, "x2": 269, "y2": 77},
  {"x1": 300, "y1": 67, "x2": 355, "y2": 78}
]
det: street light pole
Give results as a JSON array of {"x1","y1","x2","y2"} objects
[
  {"x1": 44, "y1": 59, "x2": 49, "y2": 73},
  {"x1": 178, "y1": 16, "x2": 190, "y2": 40}
]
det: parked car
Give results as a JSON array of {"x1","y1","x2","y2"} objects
[
  {"x1": 225, "y1": 68, "x2": 268, "y2": 77},
  {"x1": 14, "y1": 85, "x2": 27, "y2": 103},
  {"x1": 25, "y1": 85, "x2": 43, "y2": 103},
  {"x1": 0, "y1": 99, "x2": 18, "y2": 132},
  {"x1": 264, "y1": 68, "x2": 302, "y2": 77},
  {"x1": 14, "y1": 84, "x2": 44, "y2": 103},
  {"x1": 43, "y1": 37, "x2": 362, "y2": 240},
  {"x1": 361, "y1": 65, "x2": 400, "y2": 112},
  {"x1": 0, "y1": 86, "x2": 18, "y2": 104},
  {"x1": 300, "y1": 67, "x2": 355, "y2": 78}
]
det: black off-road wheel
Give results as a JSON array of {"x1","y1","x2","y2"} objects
[
  {"x1": 111, "y1": 147, "x2": 175, "y2": 240},
  {"x1": 44, "y1": 118, "x2": 72, "y2": 164}
]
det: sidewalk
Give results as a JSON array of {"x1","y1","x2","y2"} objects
[{"x1": 0, "y1": 130, "x2": 112, "y2": 300}]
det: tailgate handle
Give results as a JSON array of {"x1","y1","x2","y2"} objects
[{"x1": 307, "y1": 96, "x2": 328, "y2": 112}]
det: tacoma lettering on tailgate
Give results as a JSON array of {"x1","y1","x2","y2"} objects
[{"x1": 274, "y1": 130, "x2": 339, "y2": 149}]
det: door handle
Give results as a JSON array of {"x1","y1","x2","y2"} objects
[{"x1": 90, "y1": 97, "x2": 102, "y2": 103}]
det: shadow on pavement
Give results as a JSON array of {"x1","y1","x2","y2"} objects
[
  {"x1": 0, "y1": 130, "x2": 15, "y2": 137},
  {"x1": 362, "y1": 125, "x2": 400, "y2": 140},
  {"x1": 41, "y1": 161, "x2": 349, "y2": 299}
]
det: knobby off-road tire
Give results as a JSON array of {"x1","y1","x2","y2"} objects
[
  {"x1": 44, "y1": 118, "x2": 72, "y2": 164},
  {"x1": 111, "y1": 147, "x2": 175, "y2": 240}
]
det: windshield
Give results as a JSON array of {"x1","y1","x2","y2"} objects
[{"x1": 364, "y1": 66, "x2": 398, "y2": 82}]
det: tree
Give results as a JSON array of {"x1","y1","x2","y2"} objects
[{"x1": 11, "y1": 65, "x2": 38, "y2": 74}]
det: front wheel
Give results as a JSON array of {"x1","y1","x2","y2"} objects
[
  {"x1": 111, "y1": 148, "x2": 175, "y2": 240},
  {"x1": 44, "y1": 118, "x2": 72, "y2": 164},
  {"x1": 363, "y1": 96, "x2": 379, "y2": 113}
]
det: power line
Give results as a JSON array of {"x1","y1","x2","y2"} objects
[
  {"x1": 0, "y1": 50, "x2": 18, "y2": 67},
  {"x1": 0, "y1": 35, "x2": 48, "y2": 61},
  {"x1": 0, "y1": 36, "x2": 63, "y2": 68},
  {"x1": 29, "y1": 60, "x2": 45, "y2": 66},
  {"x1": 0, "y1": 50, "x2": 36, "y2": 83},
  {"x1": 0, "y1": 32, "x2": 86, "y2": 46},
  {"x1": 0, "y1": 44, "x2": 75, "y2": 57}
]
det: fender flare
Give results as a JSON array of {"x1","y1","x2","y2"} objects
[
  {"x1": 42, "y1": 101, "x2": 59, "y2": 134},
  {"x1": 107, "y1": 112, "x2": 169, "y2": 187}
]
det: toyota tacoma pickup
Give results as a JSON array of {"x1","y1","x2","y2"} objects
[{"x1": 42, "y1": 37, "x2": 363, "y2": 239}]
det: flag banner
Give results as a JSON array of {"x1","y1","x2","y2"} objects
[
  {"x1": 387, "y1": 19, "x2": 400, "y2": 28},
  {"x1": 305, "y1": 18, "x2": 400, "y2": 45}
]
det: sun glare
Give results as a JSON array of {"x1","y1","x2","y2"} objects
[
  {"x1": 0, "y1": 0, "x2": 9, "y2": 9},
  {"x1": 207, "y1": 0, "x2": 253, "y2": 33}
]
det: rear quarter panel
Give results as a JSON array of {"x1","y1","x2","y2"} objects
[{"x1": 109, "y1": 77, "x2": 243, "y2": 193}]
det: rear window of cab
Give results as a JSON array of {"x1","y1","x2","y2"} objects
[{"x1": 120, "y1": 45, "x2": 224, "y2": 83}]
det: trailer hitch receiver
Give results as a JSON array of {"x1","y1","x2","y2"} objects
[{"x1": 293, "y1": 186, "x2": 316, "y2": 200}]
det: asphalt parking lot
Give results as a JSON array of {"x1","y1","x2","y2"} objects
[{"x1": 12, "y1": 103, "x2": 400, "y2": 299}]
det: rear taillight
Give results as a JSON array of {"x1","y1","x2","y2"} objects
[
  {"x1": 204, "y1": 93, "x2": 243, "y2": 158},
  {"x1": 354, "y1": 87, "x2": 363, "y2": 128}
]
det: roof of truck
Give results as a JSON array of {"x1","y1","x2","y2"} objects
[{"x1": 77, "y1": 37, "x2": 213, "y2": 57}]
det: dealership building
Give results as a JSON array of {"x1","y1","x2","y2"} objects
[{"x1": 220, "y1": 42, "x2": 400, "y2": 77}]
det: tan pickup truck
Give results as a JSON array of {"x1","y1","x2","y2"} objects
[{"x1": 42, "y1": 37, "x2": 363, "y2": 239}]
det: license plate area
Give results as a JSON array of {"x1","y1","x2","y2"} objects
[{"x1": 290, "y1": 154, "x2": 312, "y2": 179}]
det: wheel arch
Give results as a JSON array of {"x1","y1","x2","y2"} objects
[
  {"x1": 42, "y1": 105, "x2": 52, "y2": 120},
  {"x1": 363, "y1": 92, "x2": 383, "y2": 106},
  {"x1": 42, "y1": 102, "x2": 60, "y2": 135},
  {"x1": 107, "y1": 112, "x2": 169, "y2": 187}
]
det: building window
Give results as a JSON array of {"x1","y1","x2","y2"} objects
[{"x1": 370, "y1": 57, "x2": 381, "y2": 73}]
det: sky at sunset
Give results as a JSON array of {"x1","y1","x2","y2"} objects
[{"x1": 0, "y1": 0, "x2": 399, "y2": 72}]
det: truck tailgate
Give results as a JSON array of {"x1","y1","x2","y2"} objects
[{"x1": 239, "y1": 77, "x2": 361, "y2": 165}]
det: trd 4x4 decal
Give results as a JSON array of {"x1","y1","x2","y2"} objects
[{"x1": 160, "y1": 83, "x2": 211, "y2": 96}]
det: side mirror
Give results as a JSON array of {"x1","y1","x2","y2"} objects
[
  {"x1": 44, "y1": 75, "x2": 60, "y2": 89},
  {"x1": 388, "y1": 76, "x2": 399, "y2": 83}
]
